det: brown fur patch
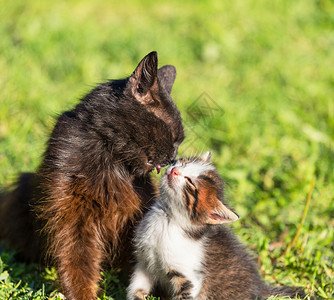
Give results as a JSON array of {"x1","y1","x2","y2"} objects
[
  {"x1": 167, "y1": 269, "x2": 194, "y2": 299},
  {"x1": 182, "y1": 169, "x2": 225, "y2": 226},
  {"x1": 36, "y1": 163, "x2": 153, "y2": 299}
]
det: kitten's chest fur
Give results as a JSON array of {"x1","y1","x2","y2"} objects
[{"x1": 136, "y1": 204, "x2": 205, "y2": 287}]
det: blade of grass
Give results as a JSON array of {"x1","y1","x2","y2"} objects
[{"x1": 281, "y1": 180, "x2": 315, "y2": 257}]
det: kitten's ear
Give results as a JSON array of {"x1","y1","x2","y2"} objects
[
  {"x1": 130, "y1": 51, "x2": 158, "y2": 104},
  {"x1": 157, "y1": 65, "x2": 176, "y2": 94},
  {"x1": 207, "y1": 201, "x2": 239, "y2": 225},
  {"x1": 201, "y1": 151, "x2": 212, "y2": 162}
]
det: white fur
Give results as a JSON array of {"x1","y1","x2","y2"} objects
[
  {"x1": 163, "y1": 160, "x2": 214, "y2": 213},
  {"x1": 127, "y1": 202, "x2": 206, "y2": 299},
  {"x1": 127, "y1": 160, "x2": 214, "y2": 300},
  {"x1": 127, "y1": 264, "x2": 154, "y2": 300},
  {"x1": 166, "y1": 160, "x2": 214, "y2": 183}
]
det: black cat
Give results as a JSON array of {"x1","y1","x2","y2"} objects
[{"x1": 0, "y1": 51, "x2": 184, "y2": 300}]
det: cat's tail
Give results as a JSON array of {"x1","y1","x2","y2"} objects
[
  {"x1": 263, "y1": 284, "x2": 308, "y2": 299},
  {"x1": 0, "y1": 173, "x2": 42, "y2": 262}
]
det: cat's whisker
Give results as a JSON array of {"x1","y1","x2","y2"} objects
[{"x1": 116, "y1": 144, "x2": 154, "y2": 154}]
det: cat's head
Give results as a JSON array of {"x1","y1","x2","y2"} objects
[
  {"x1": 106, "y1": 51, "x2": 184, "y2": 176},
  {"x1": 161, "y1": 152, "x2": 239, "y2": 226},
  {"x1": 124, "y1": 51, "x2": 185, "y2": 175}
]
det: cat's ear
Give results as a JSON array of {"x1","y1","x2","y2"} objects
[
  {"x1": 157, "y1": 65, "x2": 176, "y2": 94},
  {"x1": 201, "y1": 151, "x2": 212, "y2": 162},
  {"x1": 207, "y1": 201, "x2": 239, "y2": 225},
  {"x1": 129, "y1": 51, "x2": 158, "y2": 104}
]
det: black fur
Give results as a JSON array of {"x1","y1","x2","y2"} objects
[{"x1": 0, "y1": 51, "x2": 184, "y2": 300}]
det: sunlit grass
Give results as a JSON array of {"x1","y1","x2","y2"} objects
[{"x1": 0, "y1": 0, "x2": 333, "y2": 299}]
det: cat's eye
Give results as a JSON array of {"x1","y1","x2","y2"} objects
[
  {"x1": 184, "y1": 176, "x2": 195, "y2": 187},
  {"x1": 137, "y1": 83, "x2": 144, "y2": 94}
]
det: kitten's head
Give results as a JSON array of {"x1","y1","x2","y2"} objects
[
  {"x1": 85, "y1": 51, "x2": 184, "y2": 176},
  {"x1": 161, "y1": 152, "x2": 239, "y2": 226}
]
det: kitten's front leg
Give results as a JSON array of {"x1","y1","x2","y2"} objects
[
  {"x1": 167, "y1": 270, "x2": 195, "y2": 300},
  {"x1": 127, "y1": 263, "x2": 154, "y2": 300}
]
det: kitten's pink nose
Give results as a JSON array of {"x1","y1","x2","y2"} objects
[{"x1": 171, "y1": 167, "x2": 180, "y2": 176}]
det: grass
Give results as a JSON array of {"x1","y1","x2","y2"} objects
[{"x1": 0, "y1": 0, "x2": 333, "y2": 299}]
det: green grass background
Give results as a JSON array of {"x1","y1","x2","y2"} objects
[{"x1": 0, "y1": 0, "x2": 333, "y2": 299}]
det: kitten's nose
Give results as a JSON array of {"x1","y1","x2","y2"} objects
[{"x1": 171, "y1": 167, "x2": 180, "y2": 176}]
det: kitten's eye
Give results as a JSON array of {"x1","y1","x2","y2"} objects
[{"x1": 185, "y1": 176, "x2": 195, "y2": 187}]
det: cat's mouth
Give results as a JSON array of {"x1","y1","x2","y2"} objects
[
  {"x1": 147, "y1": 160, "x2": 174, "y2": 174},
  {"x1": 146, "y1": 162, "x2": 161, "y2": 174}
]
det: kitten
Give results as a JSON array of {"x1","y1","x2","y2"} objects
[
  {"x1": 0, "y1": 51, "x2": 184, "y2": 300},
  {"x1": 127, "y1": 152, "x2": 306, "y2": 300}
]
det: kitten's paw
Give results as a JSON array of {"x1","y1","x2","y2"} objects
[
  {"x1": 133, "y1": 289, "x2": 149, "y2": 300},
  {"x1": 173, "y1": 293, "x2": 194, "y2": 300}
]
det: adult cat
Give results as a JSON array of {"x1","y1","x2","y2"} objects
[{"x1": 0, "y1": 51, "x2": 184, "y2": 300}]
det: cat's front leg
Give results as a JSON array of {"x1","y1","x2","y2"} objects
[
  {"x1": 127, "y1": 263, "x2": 154, "y2": 300},
  {"x1": 50, "y1": 205, "x2": 104, "y2": 300}
]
